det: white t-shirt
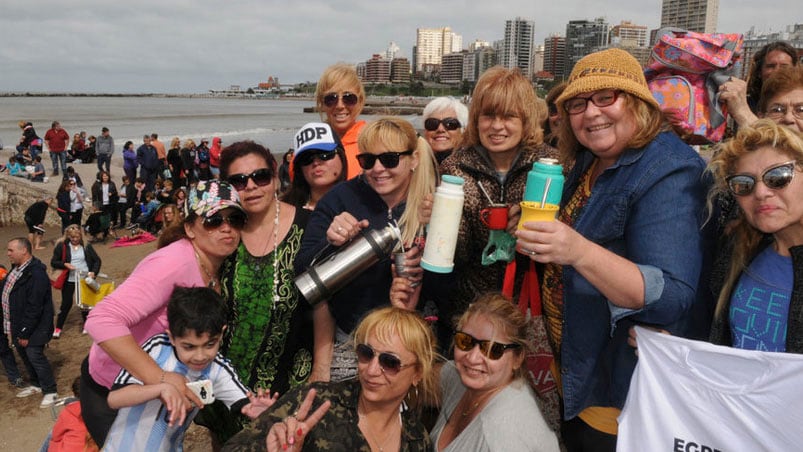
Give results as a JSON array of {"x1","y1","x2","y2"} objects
[{"x1": 618, "y1": 327, "x2": 803, "y2": 451}]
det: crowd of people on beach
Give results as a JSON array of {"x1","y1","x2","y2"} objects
[{"x1": 1, "y1": 37, "x2": 802, "y2": 451}]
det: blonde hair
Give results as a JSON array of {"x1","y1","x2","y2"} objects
[
  {"x1": 315, "y1": 63, "x2": 366, "y2": 122},
  {"x1": 707, "y1": 119, "x2": 803, "y2": 318},
  {"x1": 357, "y1": 117, "x2": 437, "y2": 246},
  {"x1": 183, "y1": 138, "x2": 196, "y2": 149},
  {"x1": 455, "y1": 293, "x2": 530, "y2": 381},
  {"x1": 464, "y1": 66, "x2": 544, "y2": 150},
  {"x1": 169, "y1": 137, "x2": 181, "y2": 149},
  {"x1": 353, "y1": 307, "x2": 439, "y2": 410},
  {"x1": 61, "y1": 224, "x2": 85, "y2": 245}
]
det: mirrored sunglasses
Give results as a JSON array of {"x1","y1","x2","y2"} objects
[
  {"x1": 726, "y1": 161, "x2": 798, "y2": 196},
  {"x1": 227, "y1": 168, "x2": 273, "y2": 191},
  {"x1": 202, "y1": 210, "x2": 247, "y2": 230},
  {"x1": 453, "y1": 331, "x2": 521, "y2": 360},
  {"x1": 323, "y1": 92, "x2": 359, "y2": 108},
  {"x1": 424, "y1": 117, "x2": 461, "y2": 131},
  {"x1": 356, "y1": 150, "x2": 414, "y2": 170},
  {"x1": 355, "y1": 343, "x2": 415, "y2": 375}
]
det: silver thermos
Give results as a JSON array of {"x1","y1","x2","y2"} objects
[{"x1": 294, "y1": 222, "x2": 401, "y2": 306}]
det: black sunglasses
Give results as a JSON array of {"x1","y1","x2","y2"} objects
[
  {"x1": 424, "y1": 117, "x2": 461, "y2": 131},
  {"x1": 726, "y1": 161, "x2": 798, "y2": 196},
  {"x1": 355, "y1": 343, "x2": 416, "y2": 375},
  {"x1": 296, "y1": 150, "x2": 338, "y2": 167},
  {"x1": 356, "y1": 150, "x2": 414, "y2": 170},
  {"x1": 323, "y1": 92, "x2": 359, "y2": 108},
  {"x1": 454, "y1": 331, "x2": 521, "y2": 360},
  {"x1": 202, "y1": 210, "x2": 247, "y2": 230},
  {"x1": 227, "y1": 168, "x2": 273, "y2": 191}
]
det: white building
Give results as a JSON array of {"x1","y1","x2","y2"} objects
[
  {"x1": 414, "y1": 27, "x2": 463, "y2": 73},
  {"x1": 501, "y1": 17, "x2": 535, "y2": 78},
  {"x1": 660, "y1": 0, "x2": 719, "y2": 33}
]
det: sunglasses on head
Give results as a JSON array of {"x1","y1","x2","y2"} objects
[
  {"x1": 355, "y1": 343, "x2": 415, "y2": 375},
  {"x1": 227, "y1": 168, "x2": 273, "y2": 191},
  {"x1": 424, "y1": 117, "x2": 461, "y2": 132},
  {"x1": 356, "y1": 150, "x2": 414, "y2": 170},
  {"x1": 726, "y1": 161, "x2": 798, "y2": 196},
  {"x1": 453, "y1": 331, "x2": 521, "y2": 360},
  {"x1": 323, "y1": 92, "x2": 359, "y2": 108},
  {"x1": 202, "y1": 210, "x2": 247, "y2": 230},
  {"x1": 296, "y1": 150, "x2": 338, "y2": 167}
]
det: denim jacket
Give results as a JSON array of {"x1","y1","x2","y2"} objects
[{"x1": 558, "y1": 131, "x2": 708, "y2": 419}]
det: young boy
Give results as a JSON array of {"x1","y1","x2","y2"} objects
[
  {"x1": 29, "y1": 155, "x2": 46, "y2": 182},
  {"x1": 103, "y1": 287, "x2": 277, "y2": 451}
]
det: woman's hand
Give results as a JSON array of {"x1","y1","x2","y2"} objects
[
  {"x1": 241, "y1": 388, "x2": 281, "y2": 419},
  {"x1": 419, "y1": 193, "x2": 434, "y2": 225},
  {"x1": 514, "y1": 219, "x2": 587, "y2": 265},
  {"x1": 266, "y1": 388, "x2": 332, "y2": 452},
  {"x1": 157, "y1": 382, "x2": 186, "y2": 427},
  {"x1": 718, "y1": 76, "x2": 758, "y2": 127},
  {"x1": 326, "y1": 212, "x2": 369, "y2": 247},
  {"x1": 506, "y1": 203, "x2": 521, "y2": 235},
  {"x1": 161, "y1": 371, "x2": 201, "y2": 426},
  {"x1": 390, "y1": 276, "x2": 422, "y2": 311}
]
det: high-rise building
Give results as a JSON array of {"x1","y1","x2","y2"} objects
[
  {"x1": 543, "y1": 35, "x2": 567, "y2": 79},
  {"x1": 501, "y1": 17, "x2": 535, "y2": 78},
  {"x1": 565, "y1": 18, "x2": 610, "y2": 75},
  {"x1": 363, "y1": 54, "x2": 391, "y2": 83},
  {"x1": 414, "y1": 27, "x2": 462, "y2": 73},
  {"x1": 441, "y1": 52, "x2": 467, "y2": 84},
  {"x1": 610, "y1": 21, "x2": 648, "y2": 47},
  {"x1": 390, "y1": 58, "x2": 411, "y2": 83},
  {"x1": 660, "y1": 0, "x2": 719, "y2": 33},
  {"x1": 532, "y1": 44, "x2": 545, "y2": 75}
]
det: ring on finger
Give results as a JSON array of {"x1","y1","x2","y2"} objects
[
  {"x1": 336, "y1": 226, "x2": 344, "y2": 234},
  {"x1": 529, "y1": 249, "x2": 537, "y2": 256}
]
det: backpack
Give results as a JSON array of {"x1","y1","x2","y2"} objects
[{"x1": 644, "y1": 28, "x2": 744, "y2": 144}]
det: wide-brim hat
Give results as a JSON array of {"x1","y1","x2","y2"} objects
[{"x1": 557, "y1": 48, "x2": 659, "y2": 113}]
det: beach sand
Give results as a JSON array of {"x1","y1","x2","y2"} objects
[{"x1": 0, "y1": 151, "x2": 214, "y2": 450}]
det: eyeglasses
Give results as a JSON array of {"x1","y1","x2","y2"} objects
[
  {"x1": 227, "y1": 168, "x2": 273, "y2": 191},
  {"x1": 323, "y1": 92, "x2": 359, "y2": 108},
  {"x1": 765, "y1": 103, "x2": 803, "y2": 120},
  {"x1": 424, "y1": 117, "x2": 461, "y2": 131},
  {"x1": 355, "y1": 343, "x2": 416, "y2": 375},
  {"x1": 356, "y1": 150, "x2": 414, "y2": 170},
  {"x1": 296, "y1": 150, "x2": 338, "y2": 167},
  {"x1": 726, "y1": 161, "x2": 798, "y2": 196},
  {"x1": 453, "y1": 331, "x2": 521, "y2": 360},
  {"x1": 563, "y1": 89, "x2": 622, "y2": 115},
  {"x1": 202, "y1": 210, "x2": 247, "y2": 230}
]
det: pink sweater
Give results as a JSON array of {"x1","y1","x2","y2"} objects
[{"x1": 85, "y1": 239, "x2": 204, "y2": 388}]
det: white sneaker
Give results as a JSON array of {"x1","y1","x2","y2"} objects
[
  {"x1": 40, "y1": 393, "x2": 58, "y2": 408},
  {"x1": 16, "y1": 385, "x2": 42, "y2": 398}
]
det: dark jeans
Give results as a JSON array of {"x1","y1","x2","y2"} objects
[
  {"x1": 14, "y1": 339, "x2": 57, "y2": 393},
  {"x1": 117, "y1": 203, "x2": 130, "y2": 226},
  {"x1": 50, "y1": 151, "x2": 67, "y2": 174},
  {"x1": 80, "y1": 357, "x2": 116, "y2": 447},
  {"x1": 562, "y1": 416, "x2": 618, "y2": 452},
  {"x1": 57, "y1": 281, "x2": 89, "y2": 330},
  {"x1": 97, "y1": 153, "x2": 111, "y2": 174},
  {"x1": 141, "y1": 167, "x2": 157, "y2": 193},
  {"x1": 0, "y1": 334, "x2": 21, "y2": 382},
  {"x1": 101, "y1": 203, "x2": 118, "y2": 228}
]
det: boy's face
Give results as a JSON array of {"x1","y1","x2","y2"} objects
[{"x1": 167, "y1": 329, "x2": 224, "y2": 371}]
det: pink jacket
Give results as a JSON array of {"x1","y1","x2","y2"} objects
[{"x1": 85, "y1": 239, "x2": 204, "y2": 388}]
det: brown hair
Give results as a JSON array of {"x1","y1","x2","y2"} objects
[
  {"x1": 219, "y1": 140, "x2": 277, "y2": 178},
  {"x1": 758, "y1": 66, "x2": 803, "y2": 114},
  {"x1": 746, "y1": 41, "x2": 799, "y2": 104},
  {"x1": 463, "y1": 66, "x2": 544, "y2": 150}
]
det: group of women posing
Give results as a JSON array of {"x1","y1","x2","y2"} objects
[{"x1": 78, "y1": 46, "x2": 803, "y2": 452}]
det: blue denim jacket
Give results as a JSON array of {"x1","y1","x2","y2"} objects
[{"x1": 558, "y1": 131, "x2": 708, "y2": 419}]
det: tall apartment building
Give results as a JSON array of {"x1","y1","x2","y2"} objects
[
  {"x1": 610, "y1": 21, "x2": 648, "y2": 47},
  {"x1": 363, "y1": 54, "x2": 391, "y2": 83},
  {"x1": 660, "y1": 0, "x2": 719, "y2": 33},
  {"x1": 565, "y1": 18, "x2": 610, "y2": 75},
  {"x1": 543, "y1": 35, "x2": 567, "y2": 79},
  {"x1": 532, "y1": 44, "x2": 545, "y2": 75},
  {"x1": 414, "y1": 27, "x2": 463, "y2": 73},
  {"x1": 441, "y1": 52, "x2": 467, "y2": 84},
  {"x1": 390, "y1": 57, "x2": 411, "y2": 84},
  {"x1": 501, "y1": 17, "x2": 535, "y2": 78}
]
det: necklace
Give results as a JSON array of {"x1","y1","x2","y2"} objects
[
  {"x1": 357, "y1": 399, "x2": 400, "y2": 452},
  {"x1": 271, "y1": 198, "x2": 280, "y2": 307},
  {"x1": 194, "y1": 247, "x2": 218, "y2": 289},
  {"x1": 460, "y1": 399, "x2": 481, "y2": 418}
]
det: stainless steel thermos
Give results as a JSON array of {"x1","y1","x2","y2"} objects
[{"x1": 294, "y1": 222, "x2": 402, "y2": 305}]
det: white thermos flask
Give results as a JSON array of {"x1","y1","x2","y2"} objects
[{"x1": 421, "y1": 175, "x2": 465, "y2": 273}]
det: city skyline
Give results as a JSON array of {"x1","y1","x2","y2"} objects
[{"x1": 1, "y1": 0, "x2": 798, "y2": 93}]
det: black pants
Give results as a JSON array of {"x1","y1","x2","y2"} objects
[
  {"x1": 562, "y1": 416, "x2": 617, "y2": 452},
  {"x1": 56, "y1": 281, "x2": 88, "y2": 330},
  {"x1": 80, "y1": 357, "x2": 117, "y2": 447}
]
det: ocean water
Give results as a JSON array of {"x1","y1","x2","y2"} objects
[{"x1": 0, "y1": 96, "x2": 415, "y2": 157}]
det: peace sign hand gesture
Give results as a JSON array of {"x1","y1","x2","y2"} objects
[{"x1": 266, "y1": 388, "x2": 332, "y2": 452}]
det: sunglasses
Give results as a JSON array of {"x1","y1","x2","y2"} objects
[
  {"x1": 356, "y1": 150, "x2": 414, "y2": 170},
  {"x1": 424, "y1": 117, "x2": 461, "y2": 131},
  {"x1": 323, "y1": 92, "x2": 359, "y2": 108},
  {"x1": 296, "y1": 150, "x2": 338, "y2": 167},
  {"x1": 227, "y1": 168, "x2": 273, "y2": 191},
  {"x1": 355, "y1": 343, "x2": 416, "y2": 375},
  {"x1": 202, "y1": 210, "x2": 247, "y2": 230},
  {"x1": 726, "y1": 161, "x2": 798, "y2": 196},
  {"x1": 453, "y1": 331, "x2": 521, "y2": 360},
  {"x1": 564, "y1": 89, "x2": 622, "y2": 115}
]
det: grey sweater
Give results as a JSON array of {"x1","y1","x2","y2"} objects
[{"x1": 96, "y1": 135, "x2": 115, "y2": 156}]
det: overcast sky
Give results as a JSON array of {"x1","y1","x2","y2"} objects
[{"x1": 1, "y1": 0, "x2": 797, "y2": 93}]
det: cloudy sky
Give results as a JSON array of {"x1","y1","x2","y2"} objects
[{"x1": 1, "y1": 0, "x2": 796, "y2": 93}]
